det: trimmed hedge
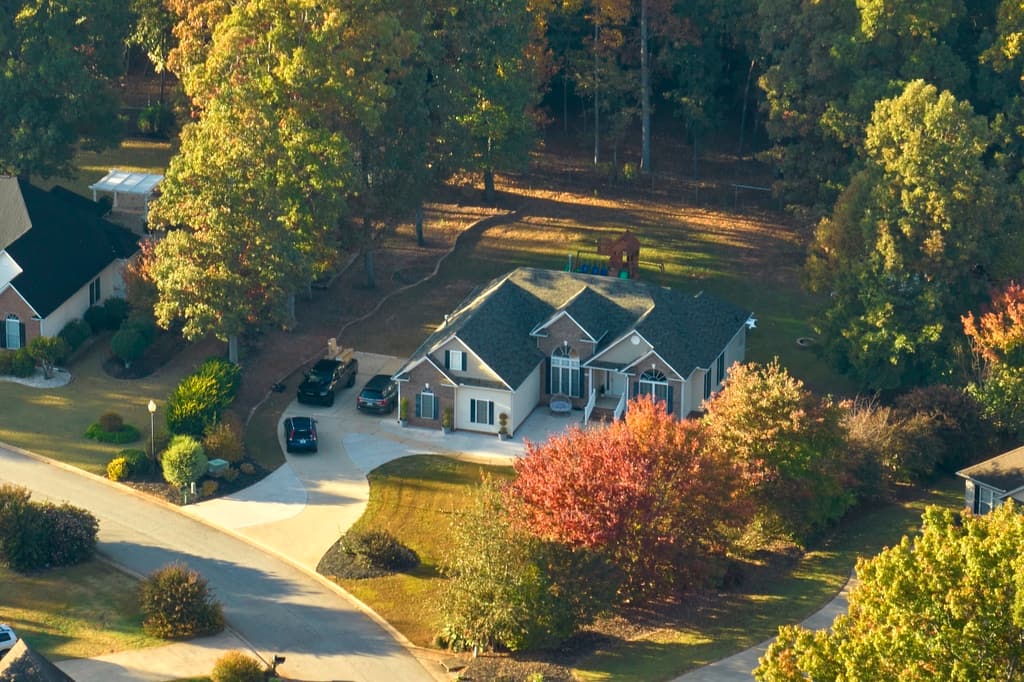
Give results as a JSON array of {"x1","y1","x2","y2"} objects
[
  {"x1": 85, "y1": 422, "x2": 141, "y2": 444},
  {"x1": 120, "y1": 448, "x2": 151, "y2": 476},
  {"x1": 58, "y1": 318, "x2": 92, "y2": 352},
  {"x1": 11, "y1": 348, "x2": 34, "y2": 377},
  {"x1": 139, "y1": 563, "x2": 224, "y2": 639},
  {"x1": 0, "y1": 485, "x2": 98, "y2": 571},
  {"x1": 0, "y1": 349, "x2": 12, "y2": 375},
  {"x1": 161, "y1": 435, "x2": 207, "y2": 488},
  {"x1": 107, "y1": 456, "x2": 131, "y2": 481},
  {"x1": 341, "y1": 529, "x2": 419, "y2": 574}
]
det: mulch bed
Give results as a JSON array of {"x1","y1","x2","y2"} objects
[
  {"x1": 122, "y1": 457, "x2": 270, "y2": 505},
  {"x1": 101, "y1": 330, "x2": 187, "y2": 380}
]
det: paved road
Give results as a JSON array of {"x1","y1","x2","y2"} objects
[{"x1": 0, "y1": 445, "x2": 433, "y2": 682}]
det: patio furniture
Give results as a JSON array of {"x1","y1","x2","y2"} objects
[{"x1": 549, "y1": 394, "x2": 572, "y2": 416}]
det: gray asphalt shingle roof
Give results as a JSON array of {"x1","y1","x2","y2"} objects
[
  {"x1": 6, "y1": 180, "x2": 138, "y2": 317},
  {"x1": 400, "y1": 267, "x2": 750, "y2": 389},
  {"x1": 958, "y1": 445, "x2": 1024, "y2": 493}
]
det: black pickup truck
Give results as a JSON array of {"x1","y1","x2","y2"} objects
[{"x1": 296, "y1": 357, "x2": 359, "y2": 406}]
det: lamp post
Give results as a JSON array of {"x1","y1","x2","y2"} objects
[{"x1": 147, "y1": 399, "x2": 157, "y2": 460}]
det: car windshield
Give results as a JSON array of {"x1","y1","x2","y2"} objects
[
  {"x1": 361, "y1": 390, "x2": 383, "y2": 399},
  {"x1": 0, "y1": 633, "x2": 11, "y2": 642}
]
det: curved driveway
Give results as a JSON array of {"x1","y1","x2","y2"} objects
[{"x1": 0, "y1": 444, "x2": 432, "y2": 682}]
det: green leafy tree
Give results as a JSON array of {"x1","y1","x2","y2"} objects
[
  {"x1": 161, "y1": 435, "x2": 208, "y2": 489},
  {"x1": 26, "y1": 336, "x2": 68, "y2": 380},
  {"x1": 0, "y1": 0, "x2": 130, "y2": 178},
  {"x1": 701, "y1": 359, "x2": 851, "y2": 542},
  {"x1": 808, "y1": 81, "x2": 1014, "y2": 389},
  {"x1": 440, "y1": 478, "x2": 618, "y2": 652},
  {"x1": 110, "y1": 323, "x2": 150, "y2": 369},
  {"x1": 756, "y1": 504, "x2": 1024, "y2": 681},
  {"x1": 129, "y1": 0, "x2": 179, "y2": 103}
]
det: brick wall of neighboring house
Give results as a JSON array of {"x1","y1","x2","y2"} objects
[
  {"x1": 403, "y1": 362, "x2": 454, "y2": 431},
  {"x1": 0, "y1": 287, "x2": 40, "y2": 348},
  {"x1": 535, "y1": 315, "x2": 597, "y2": 408}
]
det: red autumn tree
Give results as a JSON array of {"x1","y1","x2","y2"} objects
[
  {"x1": 507, "y1": 396, "x2": 751, "y2": 598},
  {"x1": 962, "y1": 281, "x2": 1024, "y2": 368}
]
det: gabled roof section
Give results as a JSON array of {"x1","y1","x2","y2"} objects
[
  {"x1": 635, "y1": 289, "x2": 750, "y2": 377},
  {"x1": 0, "y1": 176, "x2": 31, "y2": 250},
  {"x1": 0, "y1": 251, "x2": 23, "y2": 288},
  {"x1": 958, "y1": 445, "x2": 1024, "y2": 494},
  {"x1": 5, "y1": 180, "x2": 139, "y2": 317},
  {"x1": 399, "y1": 267, "x2": 751, "y2": 390}
]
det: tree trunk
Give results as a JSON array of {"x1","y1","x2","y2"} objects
[
  {"x1": 228, "y1": 334, "x2": 239, "y2": 364},
  {"x1": 159, "y1": 68, "x2": 166, "y2": 105},
  {"x1": 363, "y1": 215, "x2": 376, "y2": 288},
  {"x1": 415, "y1": 202, "x2": 425, "y2": 246},
  {"x1": 286, "y1": 293, "x2": 296, "y2": 328},
  {"x1": 483, "y1": 169, "x2": 496, "y2": 204},
  {"x1": 738, "y1": 59, "x2": 756, "y2": 158},
  {"x1": 593, "y1": 22, "x2": 600, "y2": 166},
  {"x1": 640, "y1": 0, "x2": 651, "y2": 173}
]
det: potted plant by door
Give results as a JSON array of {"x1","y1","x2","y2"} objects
[
  {"x1": 497, "y1": 413, "x2": 510, "y2": 441},
  {"x1": 441, "y1": 406, "x2": 454, "y2": 434},
  {"x1": 398, "y1": 398, "x2": 409, "y2": 427}
]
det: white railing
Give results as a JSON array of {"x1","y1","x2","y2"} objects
[
  {"x1": 614, "y1": 391, "x2": 627, "y2": 420},
  {"x1": 583, "y1": 387, "x2": 596, "y2": 424}
]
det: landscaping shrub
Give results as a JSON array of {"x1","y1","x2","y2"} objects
[
  {"x1": 139, "y1": 563, "x2": 224, "y2": 638},
  {"x1": 11, "y1": 348, "x2": 35, "y2": 377},
  {"x1": 85, "y1": 421, "x2": 141, "y2": 444},
  {"x1": 0, "y1": 349, "x2": 13, "y2": 375},
  {"x1": 222, "y1": 466, "x2": 239, "y2": 482},
  {"x1": 200, "y1": 480, "x2": 219, "y2": 498},
  {"x1": 28, "y1": 336, "x2": 68, "y2": 378},
  {"x1": 107, "y1": 456, "x2": 131, "y2": 481},
  {"x1": 211, "y1": 650, "x2": 265, "y2": 682},
  {"x1": 166, "y1": 374, "x2": 222, "y2": 437},
  {"x1": 36, "y1": 502, "x2": 99, "y2": 567},
  {"x1": 0, "y1": 486, "x2": 97, "y2": 571},
  {"x1": 239, "y1": 462, "x2": 255, "y2": 475},
  {"x1": 119, "y1": 448, "x2": 151, "y2": 476},
  {"x1": 99, "y1": 412, "x2": 124, "y2": 433},
  {"x1": 110, "y1": 323, "x2": 150, "y2": 369},
  {"x1": 0, "y1": 484, "x2": 45, "y2": 571},
  {"x1": 196, "y1": 357, "x2": 242, "y2": 408},
  {"x1": 161, "y1": 435, "x2": 208, "y2": 489},
  {"x1": 203, "y1": 419, "x2": 244, "y2": 463},
  {"x1": 340, "y1": 529, "x2": 419, "y2": 572},
  {"x1": 84, "y1": 297, "x2": 130, "y2": 332},
  {"x1": 58, "y1": 318, "x2": 92, "y2": 352}
]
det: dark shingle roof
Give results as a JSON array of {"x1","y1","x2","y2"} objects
[
  {"x1": 958, "y1": 446, "x2": 1024, "y2": 493},
  {"x1": 0, "y1": 640, "x2": 74, "y2": 682},
  {"x1": 399, "y1": 267, "x2": 751, "y2": 390},
  {"x1": 6, "y1": 180, "x2": 138, "y2": 317}
]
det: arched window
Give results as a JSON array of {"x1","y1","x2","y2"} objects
[
  {"x1": 4, "y1": 314, "x2": 23, "y2": 350},
  {"x1": 550, "y1": 345, "x2": 581, "y2": 397},
  {"x1": 638, "y1": 369, "x2": 668, "y2": 403}
]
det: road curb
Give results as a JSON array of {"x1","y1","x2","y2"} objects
[{"x1": 0, "y1": 440, "x2": 448, "y2": 681}]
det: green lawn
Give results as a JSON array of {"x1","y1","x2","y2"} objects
[
  {"x1": 33, "y1": 138, "x2": 174, "y2": 198},
  {"x1": 0, "y1": 338, "x2": 196, "y2": 476},
  {"x1": 331, "y1": 455, "x2": 514, "y2": 646},
  {"x1": 1, "y1": 560, "x2": 161, "y2": 660},
  {"x1": 336, "y1": 455, "x2": 963, "y2": 680}
]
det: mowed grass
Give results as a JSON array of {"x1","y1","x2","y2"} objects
[
  {"x1": 1, "y1": 560, "x2": 161, "y2": 660},
  {"x1": 0, "y1": 339, "x2": 198, "y2": 476},
  {"x1": 337, "y1": 455, "x2": 962, "y2": 680},
  {"x1": 33, "y1": 138, "x2": 174, "y2": 198},
  {"x1": 332, "y1": 455, "x2": 514, "y2": 647}
]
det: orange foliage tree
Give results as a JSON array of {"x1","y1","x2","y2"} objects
[
  {"x1": 962, "y1": 281, "x2": 1024, "y2": 368},
  {"x1": 506, "y1": 396, "x2": 751, "y2": 598}
]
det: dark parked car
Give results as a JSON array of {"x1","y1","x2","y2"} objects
[
  {"x1": 296, "y1": 357, "x2": 358, "y2": 406},
  {"x1": 284, "y1": 416, "x2": 318, "y2": 453},
  {"x1": 356, "y1": 374, "x2": 398, "y2": 413}
]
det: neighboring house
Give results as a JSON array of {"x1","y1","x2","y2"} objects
[
  {"x1": 957, "y1": 445, "x2": 1024, "y2": 515},
  {"x1": 394, "y1": 267, "x2": 753, "y2": 435},
  {"x1": 0, "y1": 177, "x2": 138, "y2": 349}
]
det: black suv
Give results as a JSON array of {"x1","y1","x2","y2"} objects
[
  {"x1": 284, "y1": 416, "x2": 318, "y2": 453},
  {"x1": 356, "y1": 374, "x2": 398, "y2": 413},
  {"x1": 297, "y1": 357, "x2": 358, "y2": 406}
]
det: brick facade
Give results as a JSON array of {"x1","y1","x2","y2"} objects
[
  {"x1": 534, "y1": 315, "x2": 597, "y2": 408},
  {"x1": 402, "y1": 362, "x2": 454, "y2": 430},
  {"x1": 0, "y1": 287, "x2": 39, "y2": 348}
]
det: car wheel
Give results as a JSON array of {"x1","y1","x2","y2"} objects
[
  {"x1": 327, "y1": 392, "x2": 335, "y2": 407},
  {"x1": 347, "y1": 374, "x2": 356, "y2": 388}
]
